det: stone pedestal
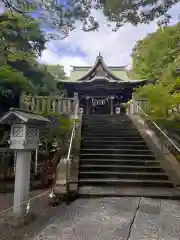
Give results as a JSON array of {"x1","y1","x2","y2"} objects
[{"x1": 5, "y1": 212, "x2": 35, "y2": 228}]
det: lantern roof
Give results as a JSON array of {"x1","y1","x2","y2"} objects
[{"x1": 0, "y1": 108, "x2": 51, "y2": 125}]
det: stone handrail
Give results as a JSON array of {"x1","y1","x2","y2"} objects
[
  {"x1": 53, "y1": 97, "x2": 83, "y2": 200},
  {"x1": 128, "y1": 100, "x2": 180, "y2": 159}
]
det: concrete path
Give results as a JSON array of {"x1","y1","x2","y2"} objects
[{"x1": 32, "y1": 197, "x2": 180, "y2": 240}]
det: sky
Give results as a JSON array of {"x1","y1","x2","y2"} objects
[{"x1": 38, "y1": 2, "x2": 180, "y2": 75}]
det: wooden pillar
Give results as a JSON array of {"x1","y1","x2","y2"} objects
[
  {"x1": 109, "y1": 96, "x2": 114, "y2": 115},
  {"x1": 85, "y1": 96, "x2": 90, "y2": 115}
]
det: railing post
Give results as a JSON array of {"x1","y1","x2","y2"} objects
[
  {"x1": 36, "y1": 97, "x2": 41, "y2": 113},
  {"x1": 42, "y1": 97, "x2": 47, "y2": 113},
  {"x1": 47, "y1": 97, "x2": 51, "y2": 112},
  {"x1": 31, "y1": 96, "x2": 36, "y2": 112},
  {"x1": 62, "y1": 99, "x2": 66, "y2": 114},
  {"x1": 52, "y1": 99, "x2": 57, "y2": 112},
  {"x1": 57, "y1": 97, "x2": 62, "y2": 113},
  {"x1": 67, "y1": 99, "x2": 71, "y2": 114}
]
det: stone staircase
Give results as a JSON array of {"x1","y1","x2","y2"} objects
[{"x1": 78, "y1": 114, "x2": 180, "y2": 198}]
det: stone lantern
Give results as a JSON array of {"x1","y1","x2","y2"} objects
[{"x1": 0, "y1": 108, "x2": 51, "y2": 222}]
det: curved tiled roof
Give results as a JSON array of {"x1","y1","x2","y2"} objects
[
  {"x1": 59, "y1": 54, "x2": 149, "y2": 86},
  {"x1": 76, "y1": 54, "x2": 123, "y2": 81}
]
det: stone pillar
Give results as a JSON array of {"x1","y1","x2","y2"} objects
[{"x1": 13, "y1": 151, "x2": 31, "y2": 217}]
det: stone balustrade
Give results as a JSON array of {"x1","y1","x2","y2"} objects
[{"x1": 19, "y1": 93, "x2": 78, "y2": 115}]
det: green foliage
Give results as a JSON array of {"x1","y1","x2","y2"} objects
[
  {"x1": 45, "y1": 65, "x2": 68, "y2": 81},
  {"x1": 131, "y1": 23, "x2": 180, "y2": 82},
  {"x1": 41, "y1": 111, "x2": 72, "y2": 143},
  {"x1": 0, "y1": 11, "x2": 46, "y2": 63},
  {"x1": 34, "y1": 64, "x2": 67, "y2": 96},
  {"x1": 0, "y1": 11, "x2": 66, "y2": 97},
  {"x1": 2, "y1": 0, "x2": 178, "y2": 37},
  {"x1": 0, "y1": 64, "x2": 35, "y2": 95},
  {"x1": 131, "y1": 22, "x2": 180, "y2": 129},
  {"x1": 39, "y1": 111, "x2": 74, "y2": 159},
  {"x1": 102, "y1": 0, "x2": 174, "y2": 27},
  {"x1": 134, "y1": 80, "x2": 180, "y2": 129}
]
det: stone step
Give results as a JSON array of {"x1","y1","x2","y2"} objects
[
  {"x1": 79, "y1": 164, "x2": 163, "y2": 172},
  {"x1": 83, "y1": 124, "x2": 134, "y2": 127},
  {"x1": 78, "y1": 186, "x2": 180, "y2": 199},
  {"x1": 82, "y1": 125, "x2": 135, "y2": 129},
  {"x1": 81, "y1": 144, "x2": 149, "y2": 150},
  {"x1": 82, "y1": 127, "x2": 139, "y2": 134},
  {"x1": 79, "y1": 159, "x2": 160, "y2": 166},
  {"x1": 82, "y1": 124, "x2": 136, "y2": 128},
  {"x1": 83, "y1": 114, "x2": 129, "y2": 117},
  {"x1": 83, "y1": 136, "x2": 143, "y2": 141},
  {"x1": 82, "y1": 140, "x2": 147, "y2": 145},
  {"x1": 78, "y1": 178, "x2": 174, "y2": 188},
  {"x1": 83, "y1": 118, "x2": 132, "y2": 122},
  {"x1": 80, "y1": 148, "x2": 153, "y2": 155},
  {"x1": 83, "y1": 116, "x2": 131, "y2": 119},
  {"x1": 83, "y1": 122, "x2": 133, "y2": 126},
  {"x1": 83, "y1": 116, "x2": 130, "y2": 120},
  {"x1": 79, "y1": 171, "x2": 169, "y2": 180},
  {"x1": 80, "y1": 153, "x2": 155, "y2": 160},
  {"x1": 82, "y1": 126, "x2": 136, "y2": 131},
  {"x1": 77, "y1": 115, "x2": 178, "y2": 198},
  {"x1": 83, "y1": 119, "x2": 132, "y2": 122},
  {"x1": 82, "y1": 133, "x2": 142, "y2": 137}
]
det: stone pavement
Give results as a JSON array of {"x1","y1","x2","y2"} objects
[{"x1": 31, "y1": 197, "x2": 180, "y2": 240}]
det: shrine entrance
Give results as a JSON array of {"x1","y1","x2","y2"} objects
[
  {"x1": 80, "y1": 96, "x2": 117, "y2": 115},
  {"x1": 91, "y1": 97, "x2": 109, "y2": 114}
]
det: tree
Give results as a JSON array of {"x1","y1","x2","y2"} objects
[
  {"x1": 2, "y1": 0, "x2": 179, "y2": 38},
  {"x1": 133, "y1": 80, "x2": 180, "y2": 131},
  {"x1": 102, "y1": 0, "x2": 174, "y2": 30},
  {"x1": 45, "y1": 65, "x2": 68, "y2": 81},
  {"x1": 0, "y1": 11, "x2": 63, "y2": 97},
  {"x1": 0, "y1": 11, "x2": 66, "y2": 116},
  {"x1": 131, "y1": 23, "x2": 180, "y2": 82},
  {"x1": 131, "y1": 22, "x2": 180, "y2": 128},
  {"x1": 0, "y1": 11, "x2": 46, "y2": 94},
  {"x1": 0, "y1": 65, "x2": 35, "y2": 96},
  {"x1": 35, "y1": 64, "x2": 67, "y2": 95},
  {"x1": 0, "y1": 11, "x2": 46, "y2": 64}
]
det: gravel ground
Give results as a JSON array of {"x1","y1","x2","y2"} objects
[{"x1": 0, "y1": 187, "x2": 61, "y2": 240}]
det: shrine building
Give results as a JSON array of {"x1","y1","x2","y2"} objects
[{"x1": 58, "y1": 53, "x2": 149, "y2": 115}]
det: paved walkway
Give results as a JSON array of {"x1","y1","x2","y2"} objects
[{"x1": 32, "y1": 197, "x2": 180, "y2": 240}]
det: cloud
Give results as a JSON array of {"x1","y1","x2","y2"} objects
[{"x1": 39, "y1": 3, "x2": 180, "y2": 75}]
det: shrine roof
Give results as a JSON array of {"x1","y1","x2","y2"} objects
[{"x1": 61, "y1": 53, "x2": 146, "y2": 84}]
